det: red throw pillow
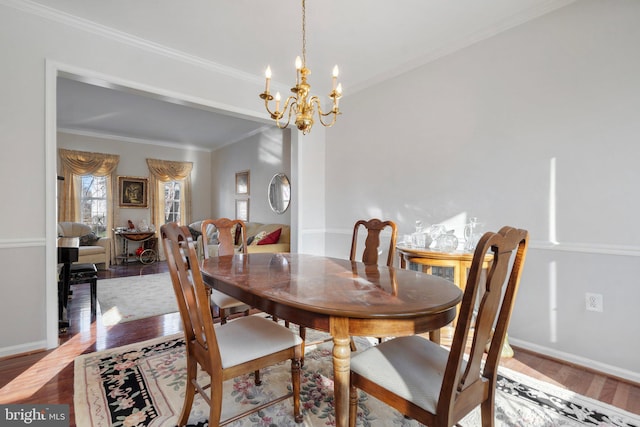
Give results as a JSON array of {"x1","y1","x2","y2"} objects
[{"x1": 257, "y1": 228, "x2": 282, "y2": 245}]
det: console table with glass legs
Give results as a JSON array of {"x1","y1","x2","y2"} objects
[{"x1": 396, "y1": 246, "x2": 514, "y2": 357}]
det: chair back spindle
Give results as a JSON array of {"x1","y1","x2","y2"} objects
[
  {"x1": 350, "y1": 218, "x2": 398, "y2": 267},
  {"x1": 201, "y1": 218, "x2": 247, "y2": 258}
]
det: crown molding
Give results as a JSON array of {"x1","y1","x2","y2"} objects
[
  {"x1": 349, "y1": 0, "x2": 576, "y2": 94},
  {"x1": 1, "y1": 0, "x2": 262, "y2": 86},
  {"x1": 4, "y1": 0, "x2": 577, "y2": 97},
  {"x1": 58, "y1": 125, "x2": 275, "y2": 153},
  {"x1": 57, "y1": 128, "x2": 214, "y2": 153}
]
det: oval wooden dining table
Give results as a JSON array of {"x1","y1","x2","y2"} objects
[{"x1": 200, "y1": 253, "x2": 463, "y2": 427}]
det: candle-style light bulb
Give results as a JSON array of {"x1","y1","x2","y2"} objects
[
  {"x1": 275, "y1": 91, "x2": 281, "y2": 111},
  {"x1": 332, "y1": 65, "x2": 339, "y2": 90},
  {"x1": 295, "y1": 56, "x2": 302, "y2": 70},
  {"x1": 265, "y1": 66, "x2": 272, "y2": 92},
  {"x1": 336, "y1": 83, "x2": 343, "y2": 95}
]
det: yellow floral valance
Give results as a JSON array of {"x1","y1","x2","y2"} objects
[
  {"x1": 146, "y1": 158, "x2": 193, "y2": 181},
  {"x1": 146, "y1": 158, "x2": 193, "y2": 233},
  {"x1": 59, "y1": 148, "x2": 119, "y2": 177}
]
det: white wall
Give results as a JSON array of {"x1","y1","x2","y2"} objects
[
  {"x1": 210, "y1": 127, "x2": 292, "y2": 226},
  {"x1": 0, "y1": 2, "x2": 312, "y2": 356},
  {"x1": 58, "y1": 131, "x2": 213, "y2": 228},
  {"x1": 325, "y1": 0, "x2": 640, "y2": 381},
  {"x1": 293, "y1": 127, "x2": 326, "y2": 255}
]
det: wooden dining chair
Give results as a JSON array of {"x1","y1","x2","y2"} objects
[
  {"x1": 349, "y1": 218, "x2": 398, "y2": 267},
  {"x1": 348, "y1": 226, "x2": 529, "y2": 427},
  {"x1": 299, "y1": 218, "x2": 398, "y2": 352},
  {"x1": 160, "y1": 222, "x2": 303, "y2": 426},
  {"x1": 201, "y1": 218, "x2": 251, "y2": 324}
]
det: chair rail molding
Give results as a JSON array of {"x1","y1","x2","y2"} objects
[
  {"x1": 328, "y1": 229, "x2": 640, "y2": 258},
  {"x1": 530, "y1": 240, "x2": 640, "y2": 257},
  {"x1": 0, "y1": 238, "x2": 46, "y2": 249}
]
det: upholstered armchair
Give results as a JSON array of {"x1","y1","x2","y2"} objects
[{"x1": 57, "y1": 222, "x2": 111, "y2": 269}]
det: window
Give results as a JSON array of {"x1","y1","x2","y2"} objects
[
  {"x1": 163, "y1": 180, "x2": 181, "y2": 224},
  {"x1": 80, "y1": 175, "x2": 108, "y2": 237}
]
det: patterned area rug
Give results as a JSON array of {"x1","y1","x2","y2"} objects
[
  {"x1": 96, "y1": 273, "x2": 177, "y2": 325},
  {"x1": 74, "y1": 329, "x2": 640, "y2": 427}
]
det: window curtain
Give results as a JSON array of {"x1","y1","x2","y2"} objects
[
  {"x1": 146, "y1": 158, "x2": 193, "y2": 231},
  {"x1": 58, "y1": 148, "x2": 120, "y2": 265},
  {"x1": 58, "y1": 148, "x2": 119, "y2": 227}
]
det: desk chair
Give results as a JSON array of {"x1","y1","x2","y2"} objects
[
  {"x1": 161, "y1": 222, "x2": 303, "y2": 426},
  {"x1": 348, "y1": 226, "x2": 529, "y2": 427},
  {"x1": 201, "y1": 218, "x2": 251, "y2": 324}
]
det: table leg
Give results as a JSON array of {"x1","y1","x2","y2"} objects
[
  {"x1": 429, "y1": 328, "x2": 441, "y2": 344},
  {"x1": 330, "y1": 317, "x2": 351, "y2": 427}
]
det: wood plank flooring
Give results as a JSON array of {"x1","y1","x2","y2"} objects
[{"x1": 0, "y1": 261, "x2": 638, "y2": 427}]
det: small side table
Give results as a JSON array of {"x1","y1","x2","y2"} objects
[
  {"x1": 397, "y1": 246, "x2": 513, "y2": 358},
  {"x1": 114, "y1": 230, "x2": 157, "y2": 264}
]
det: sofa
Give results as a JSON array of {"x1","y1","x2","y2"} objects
[
  {"x1": 189, "y1": 220, "x2": 290, "y2": 259},
  {"x1": 57, "y1": 222, "x2": 111, "y2": 269}
]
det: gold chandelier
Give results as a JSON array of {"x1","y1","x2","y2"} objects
[{"x1": 259, "y1": 0, "x2": 342, "y2": 135}]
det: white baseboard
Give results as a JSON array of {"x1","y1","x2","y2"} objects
[
  {"x1": 509, "y1": 337, "x2": 640, "y2": 384},
  {"x1": 0, "y1": 340, "x2": 47, "y2": 359}
]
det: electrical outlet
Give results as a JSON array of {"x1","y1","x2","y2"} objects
[{"x1": 585, "y1": 293, "x2": 603, "y2": 312}]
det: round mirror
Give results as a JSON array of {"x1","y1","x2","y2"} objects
[{"x1": 268, "y1": 173, "x2": 291, "y2": 214}]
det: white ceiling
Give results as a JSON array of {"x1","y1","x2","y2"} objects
[{"x1": 46, "y1": 0, "x2": 574, "y2": 150}]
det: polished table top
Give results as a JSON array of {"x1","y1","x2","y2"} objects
[
  {"x1": 201, "y1": 252, "x2": 462, "y2": 324},
  {"x1": 200, "y1": 253, "x2": 463, "y2": 427}
]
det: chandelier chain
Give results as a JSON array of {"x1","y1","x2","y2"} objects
[{"x1": 301, "y1": 0, "x2": 306, "y2": 67}]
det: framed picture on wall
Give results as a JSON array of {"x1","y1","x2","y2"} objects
[
  {"x1": 119, "y1": 176, "x2": 148, "y2": 208},
  {"x1": 235, "y1": 170, "x2": 250, "y2": 195},
  {"x1": 236, "y1": 199, "x2": 249, "y2": 221}
]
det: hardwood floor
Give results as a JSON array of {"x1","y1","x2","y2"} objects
[{"x1": 0, "y1": 261, "x2": 638, "y2": 427}]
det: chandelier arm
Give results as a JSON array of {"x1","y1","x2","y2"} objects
[
  {"x1": 263, "y1": 95, "x2": 297, "y2": 120},
  {"x1": 308, "y1": 96, "x2": 339, "y2": 127},
  {"x1": 275, "y1": 98, "x2": 298, "y2": 129},
  {"x1": 317, "y1": 111, "x2": 339, "y2": 127},
  {"x1": 262, "y1": 97, "x2": 278, "y2": 118}
]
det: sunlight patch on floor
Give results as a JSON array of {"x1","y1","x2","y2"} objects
[
  {"x1": 101, "y1": 306, "x2": 123, "y2": 326},
  {"x1": 0, "y1": 332, "x2": 96, "y2": 401}
]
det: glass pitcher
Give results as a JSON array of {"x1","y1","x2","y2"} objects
[{"x1": 464, "y1": 217, "x2": 482, "y2": 252}]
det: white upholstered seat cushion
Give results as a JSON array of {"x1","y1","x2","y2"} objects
[
  {"x1": 350, "y1": 335, "x2": 464, "y2": 414},
  {"x1": 210, "y1": 289, "x2": 248, "y2": 310},
  {"x1": 215, "y1": 315, "x2": 303, "y2": 368}
]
